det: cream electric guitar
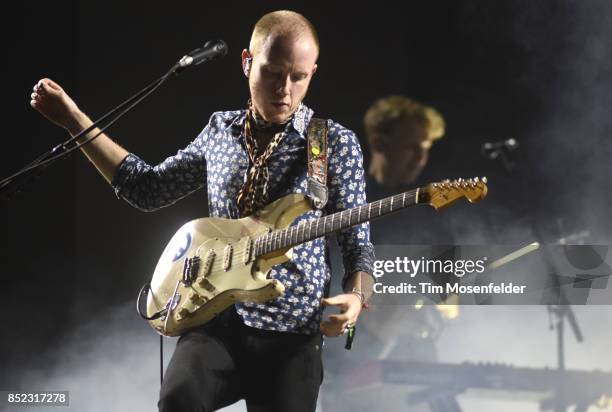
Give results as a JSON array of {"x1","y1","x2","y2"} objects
[{"x1": 139, "y1": 177, "x2": 488, "y2": 336}]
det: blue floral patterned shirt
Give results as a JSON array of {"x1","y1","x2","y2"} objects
[{"x1": 112, "y1": 103, "x2": 375, "y2": 334}]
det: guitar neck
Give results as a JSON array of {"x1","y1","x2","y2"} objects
[{"x1": 254, "y1": 188, "x2": 423, "y2": 257}]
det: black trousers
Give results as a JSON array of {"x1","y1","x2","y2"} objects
[{"x1": 158, "y1": 307, "x2": 323, "y2": 412}]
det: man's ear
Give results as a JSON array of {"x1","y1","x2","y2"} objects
[
  {"x1": 241, "y1": 49, "x2": 252, "y2": 77},
  {"x1": 312, "y1": 63, "x2": 318, "y2": 76}
]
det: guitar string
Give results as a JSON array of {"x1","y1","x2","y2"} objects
[
  {"x1": 181, "y1": 184, "x2": 480, "y2": 294},
  {"x1": 255, "y1": 189, "x2": 419, "y2": 252},
  {"x1": 191, "y1": 182, "x2": 477, "y2": 272},
  {"x1": 198, "y1": 189, "x2": 421, "y2": 273}
]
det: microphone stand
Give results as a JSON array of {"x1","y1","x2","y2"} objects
[
  {"x1": 0, "y1": 59, "x2": 190, "y2": 198},
  {"x1": 538, "y1": 235, "x2": 584, "y2": 412},
  {"x1": 482, "y1": 138, "x2": 585, "y2": 412},
  {"x1": 2, "y1": 44, "x2": 226, "y2": 386}
]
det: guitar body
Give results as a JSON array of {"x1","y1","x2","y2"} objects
[{"x1": 147, "y1": 193, "x2": 312, "y2": 336}]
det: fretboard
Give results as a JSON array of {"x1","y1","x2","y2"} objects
[{"x1": 254, "y1": 188, "x2": 421, "y2": 257}]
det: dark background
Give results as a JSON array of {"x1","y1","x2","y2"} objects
[{"x1": 2, "y1": 0, "x2": 612, "y2": 396}]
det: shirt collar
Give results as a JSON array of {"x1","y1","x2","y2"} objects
[
  {"x1": 229, "y1": 103, "x2": 313, "y2": 139},
  {"x1": 291, "y1": 102, "x2": 313, "y2": 138}
]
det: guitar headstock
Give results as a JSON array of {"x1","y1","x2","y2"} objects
[{"x1": 421, "y1": 177, "x2": 488, "y2": 211}]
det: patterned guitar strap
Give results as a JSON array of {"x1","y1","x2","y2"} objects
[{"x1": 306, "y1": 118, "x2": 329, "y2": 210}]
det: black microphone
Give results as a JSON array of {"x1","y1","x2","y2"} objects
[{"x1": 174, "y1": 40, "x2": 228, "y2": 72}]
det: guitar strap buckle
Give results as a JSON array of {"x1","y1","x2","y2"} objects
[{"x1": 306, "y1": 118, "x2": 329, "y2": 210}]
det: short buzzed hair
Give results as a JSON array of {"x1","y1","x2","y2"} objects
[
  {"x1": 364, "y1": 95, "x2": 446, "y2": 142},
  {"x1": 249, "y1": 10, "x2": 319, "y2": 57}
]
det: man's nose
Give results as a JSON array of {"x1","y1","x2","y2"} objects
[{"x1": 275, "y1": 75, "x2": 290, "y2": 96}]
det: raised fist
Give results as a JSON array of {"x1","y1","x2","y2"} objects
[{"x1": 30, "y1": 78, "x2": 82, "y2": 131}]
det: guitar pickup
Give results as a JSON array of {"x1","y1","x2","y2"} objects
[
  {"x1": 182, "y1": 256, "x2": 201, "y2": 285},
  {"x1": 223, "y1": 244, "x2": 233, "y2": 271},
  {"x1": 202, "y1": 249, "x2": 215, "y2": 277},
  {"x1": 243, "y1": 237, "x2": 253, "y2": 264}
]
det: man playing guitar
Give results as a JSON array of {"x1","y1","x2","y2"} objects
[{"x1": 31, "y1": 10, "x2": 375, "y2": 412}]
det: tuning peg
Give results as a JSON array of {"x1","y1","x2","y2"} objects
[{"x1": 482, "y1": 176, "x2": 488, "y2": 183}]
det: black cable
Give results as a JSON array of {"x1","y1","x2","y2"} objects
[
  {"x1": 160, "y1": 335, "x2": 164, "y2": 385},
  {"x1": 136, "y1": 282, "x2": 166, "y2": 384},
  {"x1": 136, "y1": 282, "x2": 167, "y2": 320}
]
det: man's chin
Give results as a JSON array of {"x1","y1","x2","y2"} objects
[
  {"x1": 262, "y1": 106, "x2": 295, "y2": 124},
  {"x1": 267, "y1": 114, "x2": 290, "y2": 124}
]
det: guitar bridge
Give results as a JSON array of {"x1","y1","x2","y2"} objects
[
  {"x1": 177, "y1": 307, "x2": 191, "y2": 320},
  {"x1": 198, "y1": 277, "x2": 217, "y2": 293},
  {"x1": 188, "y1": 291, "x2": 208, "y2": 305}
]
